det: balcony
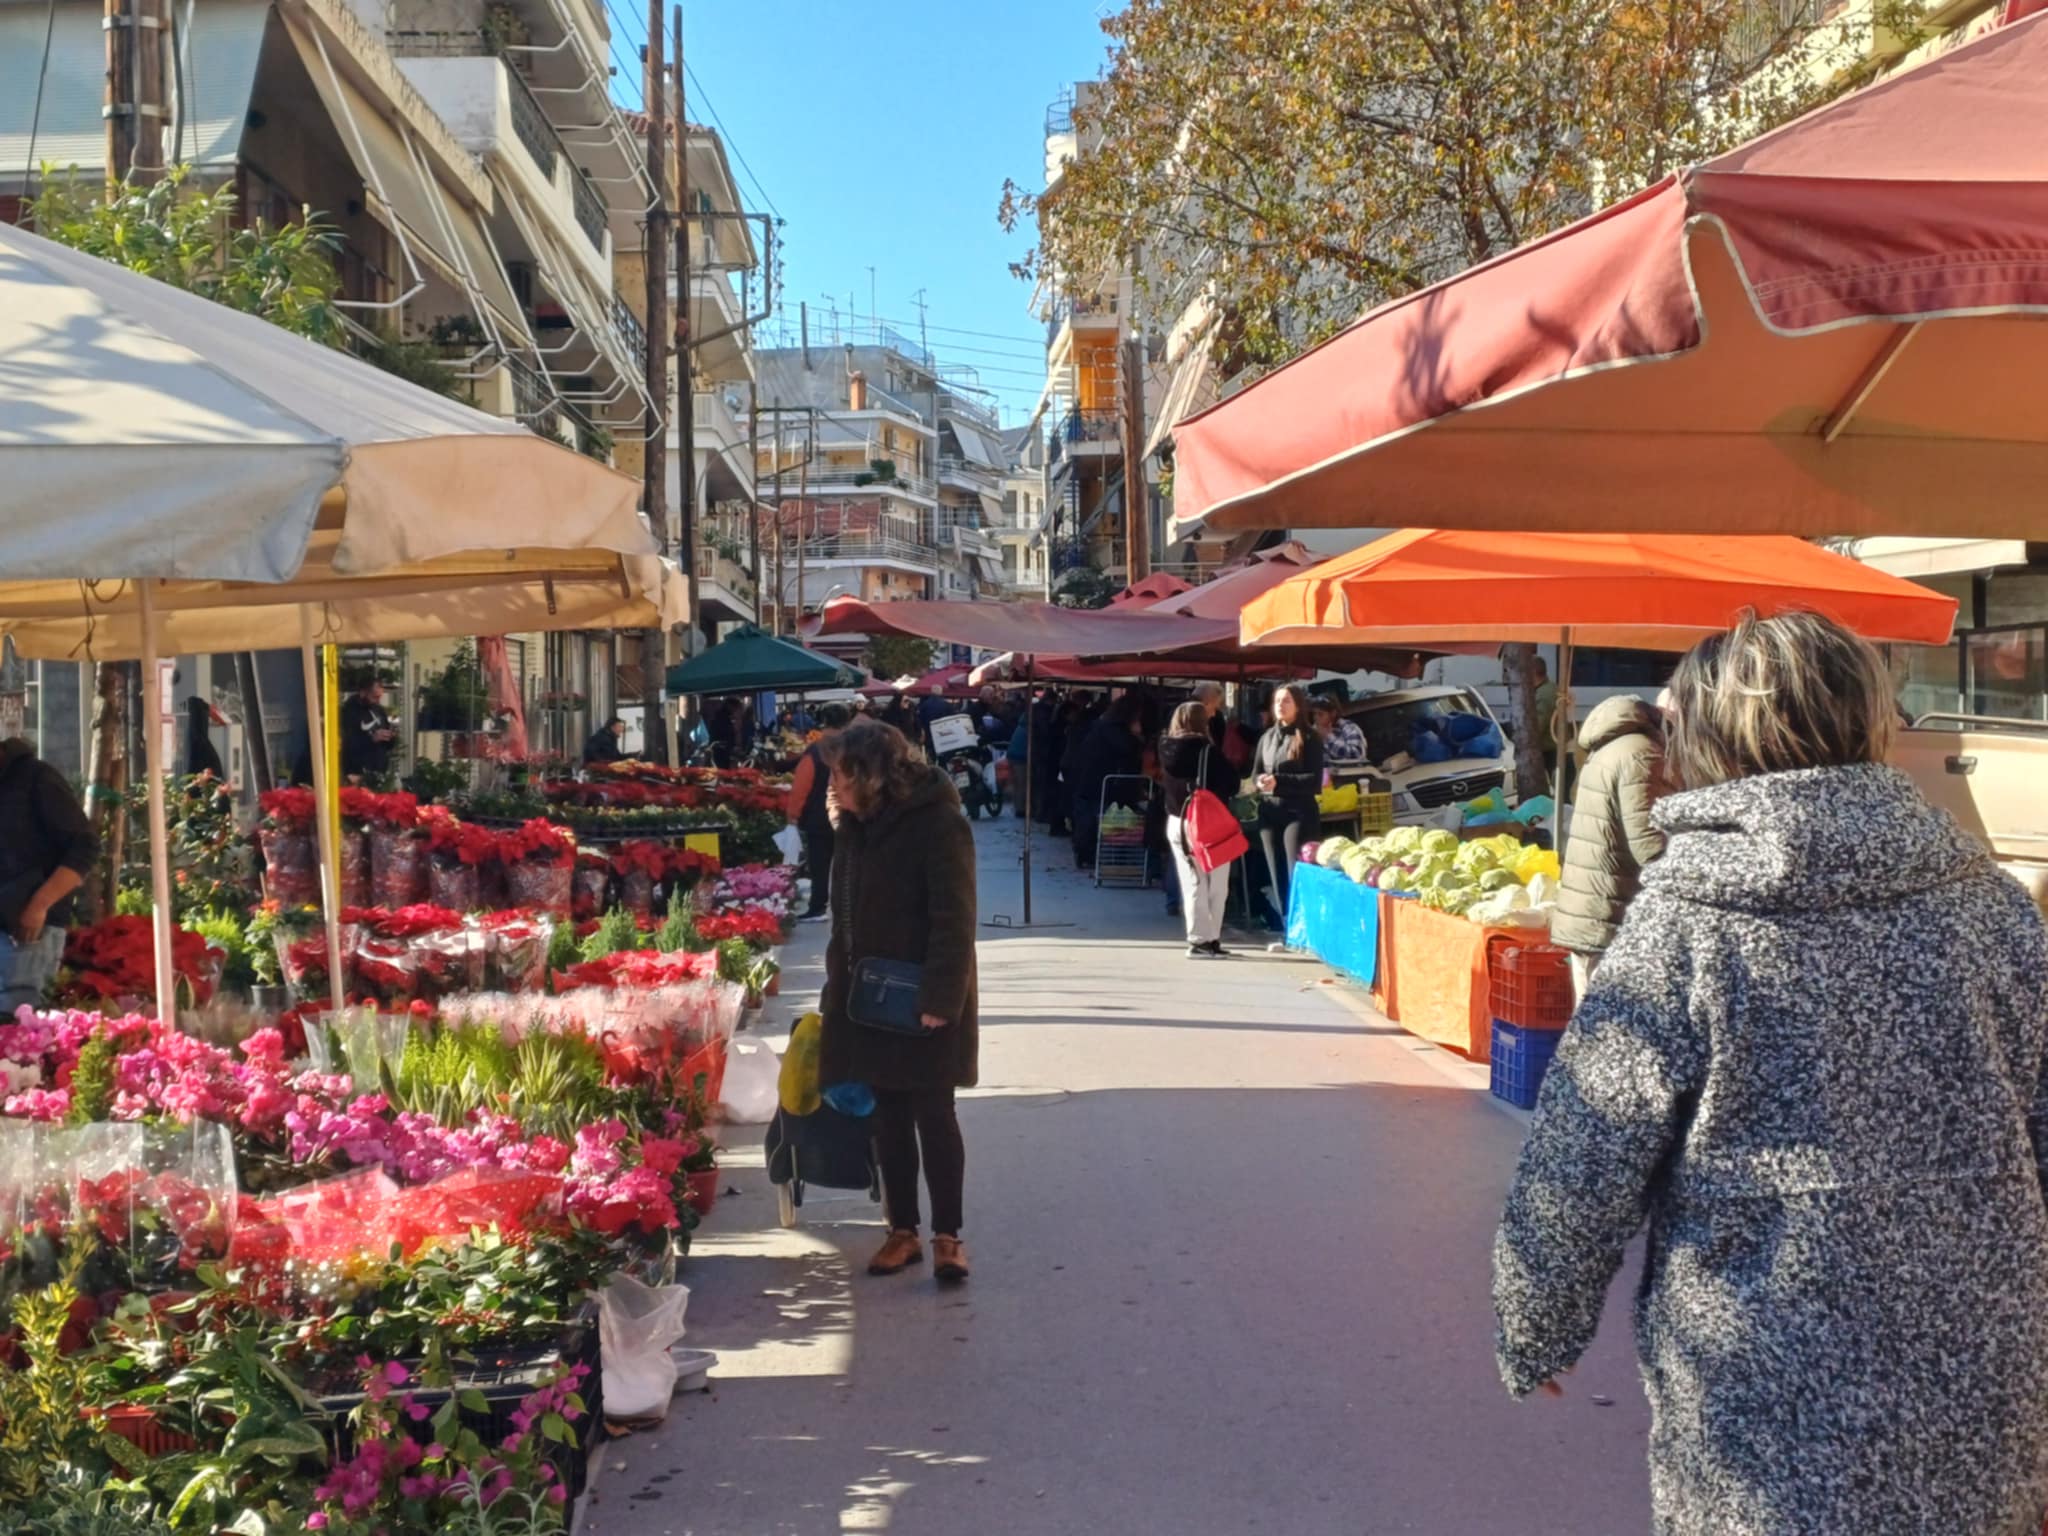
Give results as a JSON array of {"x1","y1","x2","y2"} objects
[
  {"x1": 801, "y1": 530, "x2": 940, "y2": 570},
  {"x1": 936, "y1": 455, "x2": 999, "y2": 492},
  {"x1": 1045, "y1": 292, "x2": 1122, "y2": 359},
  {"x1": 1050, "y1": 409, "x2": 1124, "y2": 465},
  {"x1": 395, "y1": 54, "x2": 613, "y2": 286},
  {"x1": 694, "y1": 537, "x2": 758, "y2": 623},
  {"x1": 797, "y1": 464, "x2": 938, "y2": 501},
  {"x1": 613, "y1": 291, "x2": 646, "y2": 368}
]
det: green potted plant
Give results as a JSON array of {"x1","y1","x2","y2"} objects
[{"x1": 415, "y1": 641, "x2": 491, "y2": 732}]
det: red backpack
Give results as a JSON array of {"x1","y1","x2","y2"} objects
[{"x1": 1182, "y1": 747, "x2": 1249, "y2": 873}]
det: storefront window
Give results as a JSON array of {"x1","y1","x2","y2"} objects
[{"x1": 1965, "y1": 627, "x2": 2047, "y2": 722}]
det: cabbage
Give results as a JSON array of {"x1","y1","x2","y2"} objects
[
  {"x1": 1383, "y1": 827, "x2": 1425, "y2": 856},
  {"x1": 1419, "y1": 828, "x2": 1460, "y2": 856},
  {"x1": 1478, "y1": 868, "x2": 1518, "y2": 892},
  {"x1": 1316, "y1": 837, "x2": 1355, "y2": 869},
  {"x1": 1340, "y1": 848, "x2": 1377, "y2": 884}
]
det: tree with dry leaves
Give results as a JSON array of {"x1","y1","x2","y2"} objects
[{"x1": 1002, "y1": 0, "x2": 1924, "y2": 795}]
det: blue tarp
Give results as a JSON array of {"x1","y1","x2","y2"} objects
[{"x1": 1286, "y1": 862, "x2": 1380, "y2": 985}]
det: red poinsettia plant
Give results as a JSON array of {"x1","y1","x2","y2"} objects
[
  {"x1": 372, "y1": 904, "x2": 467, "y2": 939},
  {"x1": 421, "y1": 809, "x2": 498, "y2": 867},
  {"x1": 694, "y1": 909, "x2": 782, "y2": 946},
  {"x1": 498, "y1": 818, "x2": 576, "y2": 868},
  {"x1": 340, "y1": 788, "x2": 420, "y2": 829},
  {"x1": 62, "y1": 916, "x2": 217, "y2": 1005},
  {"x1": 257, "y1": 787, "x2": 316, "y2": 832}
]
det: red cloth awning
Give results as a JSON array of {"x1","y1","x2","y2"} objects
[{"x1": 1171, "y1": 12, "x2": 2048, "y2": 542}]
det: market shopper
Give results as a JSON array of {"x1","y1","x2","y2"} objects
[
  {"x1": 1311, "y1": 697, "x2": 1368, "y2": 769},
  {"x1": 818, "y1": 719, "x2": 979, "y2": 1285},
  {"x1": 1549, "y1": 694, "x2": 1668, "y2": 995},
  {"x1": 0, "y1": 735, "x2": 98, "y2": 1014},
  {"x1": 1252, "y1": 685, "x2": 1322, "y2": 921},
  {"x1": 1493, "y1": 611, "x2": 2048, "y2": 1536},
  {"x1": 787, "y1": 704, "x2": 851, "y2": 923},
  {"x1": 583, "y1": 716, "x2": 629, "y2": 766},
  {"x1": 339, "y1": 676, "x2": 397, "y2": 781},
  {"x1": 1159, "y1": 703, "x2": 1239, "y2": 957}
]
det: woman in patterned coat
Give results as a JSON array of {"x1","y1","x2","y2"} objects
[{"x1": 1494, "y1": 611, "x2": 2048, "y2": 1535}]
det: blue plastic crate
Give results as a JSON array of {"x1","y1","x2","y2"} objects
[{"x1": 1490, "y1": 1019, "x2": 1563, "y2": 1110}]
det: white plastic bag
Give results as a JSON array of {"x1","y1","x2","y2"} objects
[
  {"x1": 771, "y1": 825, "x2": 803, "y2": 866},
  {"x1": 718, "y1": 1036, "x2": 782, "y2": 1123},
  {"x1": 598, "y1": 1275, "x2": 692, "y2": 1421}
]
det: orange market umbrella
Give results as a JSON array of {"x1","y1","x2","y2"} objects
[{"x1": 1239, "y1": 531, "x2": 1959, "y2": 652}]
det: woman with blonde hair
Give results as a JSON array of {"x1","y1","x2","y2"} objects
[
  {"x1": 817, "y1": 719, "x2": 979, "y2": 1284},
  {"x1": 1494, "y1": 611, "x2": 2048, "y2": 1534}
]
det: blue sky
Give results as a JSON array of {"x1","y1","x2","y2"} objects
[{"x1": 603, "y1": 0, "x2": 1115, "y2": 424}]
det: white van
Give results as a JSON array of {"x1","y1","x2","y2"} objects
[{"x1": 1340, "y1": 685, "x2": 1519, "y2": 825}]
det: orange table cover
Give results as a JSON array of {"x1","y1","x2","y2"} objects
[{"x1": 1372, "y1": 896, "x2": 1516, "y2": 1062}]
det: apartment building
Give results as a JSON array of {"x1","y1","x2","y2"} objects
[
  {"x1": 995, "y1": 424, "x2": 1052, "y2": 600},
  {"x1": 0, "y1": 0, "x2": 664, "y2": 774},
  {"x1": 749, "y1": 339, "x2": 1001, "y2": 653}
]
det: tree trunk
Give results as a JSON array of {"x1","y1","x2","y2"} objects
[{"x1": 1500, "y1": 643, "x2": 1549, "y2": 803}]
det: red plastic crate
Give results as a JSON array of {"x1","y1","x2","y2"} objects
[
  {"x1": 1486, "y1": 940, "x2": 1575, "y2": 1030},
  {"x1": 101, "y1": 1406, "x2": 197, "y2": 1457}
]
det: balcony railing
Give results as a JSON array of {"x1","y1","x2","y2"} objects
[
  {"x1": 1727, "y1": 0, "x2": 1836, "y2": 69},
  {"x1": 508, "y1": 357, "x2": 560, "y2": 437},
  {"x1": 799, "y1": 464, "x2": 937, "y2": 498},
  {"x1": 504, "y1": 67, "x2": 559, "y2": 179},
  {"x1": 612, "y1": 291, "x2": 646, "y2": 366},
  {"x1": 571, "y1": 167, "x2": 607, "y2": 251},
  {"x1": 1056, "y1": 409, "x2": 1123, "y2": 449},
  {"x1": 801, "y1": 531, "x2": 939, "y2": 568}
]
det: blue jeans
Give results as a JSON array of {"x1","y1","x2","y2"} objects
[{"x1": 0, "y1": 927, "x2": 66, "y2": 1017}]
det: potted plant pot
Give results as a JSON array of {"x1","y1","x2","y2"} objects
[{"x1": 685, "y1": 1168, "x2": 719, "y2": 1217}]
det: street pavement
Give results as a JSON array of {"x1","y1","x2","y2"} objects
[{"x1": 588, "y1": 814, "x2": 1653, "y2": 1535}]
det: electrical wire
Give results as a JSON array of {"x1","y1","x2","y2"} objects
[
  {"x1": 680, "y1": 61, "x2": 781, "y2": 222},
  {"x1": 19, "y1": 0, "x2": 58, "y2": 214}
]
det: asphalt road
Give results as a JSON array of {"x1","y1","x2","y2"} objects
[{"x1": 589, "y1": 815, "x2": 1652, "y2": 1536}]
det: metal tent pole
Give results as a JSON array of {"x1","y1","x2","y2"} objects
[
  {"x1": 1022, "y1": 657, "x2": 1034, "y2": 925},
  {"x1": 135, "y1": 580, "x2": 178, "y2": 1021},
  {"x1": 299, "y1": 611, "x2": 346, "y2": 1015}
]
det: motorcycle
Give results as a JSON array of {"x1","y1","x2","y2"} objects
[{"x1": 941, "y1": 745, "x2": 1000, "y2": 819}]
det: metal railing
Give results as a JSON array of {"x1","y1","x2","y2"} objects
[
  {"x1": 1727, "y1": 0, "x2": 1835, "y2": 69},
  {"x1": 612, "y1": 291, "x2": 646, "y2": 366},
  {"x1": 504, "y1": 66, "x2": 559, "y2": 178},
  {"x1": 799, "y1": 464, "x2": 937, "y2": 498},
  {"x1": 508, "y1": 356, "x2": 562, "y2": 438},
  {"x1": 936, "y1": 455, "x2": 1000, "y2": 487},
  {"x1": 800, "y1": 531, "x2": 940, "y2": 568},
  {"x1": 1057, "y1": 409, "x2": 1123, "y2": 447},
  {"x1": 571, "y1": 167, "x2": 607, "y2": 251},
  {"x1": 937, "y1": 387, "x2": 1001, "y2": 433}
]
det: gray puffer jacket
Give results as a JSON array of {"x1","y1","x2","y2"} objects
[
  {"x1": 1550, "y1": 694, "x2": 1666, "y2": 956},
  {"x1": 1494, "y1": 764, "x2": 2048, "y2": 1535}
]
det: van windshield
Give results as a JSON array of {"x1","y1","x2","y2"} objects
[{"x1": 1351, "y1": 692, "x2": 1488, "y2": 766}]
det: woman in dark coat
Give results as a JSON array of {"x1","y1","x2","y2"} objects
[
  {"x1": 818, "y1": 719, "x2": 979, "y2": 1284},
  {"x1": 1251, "y1": 684, "x2": 1323, "y2": 919},
  {"x1": 1494, "y1": 613, "x2": 2048, "y2": 1536}
]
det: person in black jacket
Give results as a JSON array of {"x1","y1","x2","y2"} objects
[
  {"x1": 184, "y1": 698, "x2": 226, "y2": 781},
  {"x1": 339, "y1": 678, "x2": 397, "y2": 781},
  {"x1": 1067, "y1": 695, "x2": 1144, "y2": 870},
  {"x1": 1159, "y1": 702, "x2": 1242, "y2": 956},
  {"x1": 1253, "y1": 684, "x2": 1323, "y2": 921},
  {"x1": 0, "y1": 737, "x2": 98, "y2": 1013},
  {"x1": 583, "y1": 717, "x2": 629, "y2": 766}
]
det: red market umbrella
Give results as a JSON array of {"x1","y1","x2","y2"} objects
[
  {"x1": 1110, "y1": 571, "x2": 1194, "y2": 607},
  {"x1": 1172, "y1": 12, "x2": 2048, "y2": 543}
]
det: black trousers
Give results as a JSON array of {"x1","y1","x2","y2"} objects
[
  {"x1": 874, "y1": 1087, "x2": 965, "y2": 1236},
  {"x1": 801, "y1": 821, "x2": 835, "y2": 916},
  {"x1": 1258, "y1": 802, "x2": 1312, "y2": 919}
]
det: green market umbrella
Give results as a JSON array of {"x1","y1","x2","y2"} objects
[{"x1": 666, "y1": 625, "x2": 865, "y2": 696}]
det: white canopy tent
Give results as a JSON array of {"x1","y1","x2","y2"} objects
[{"x1": 0, "y1": 220, "x2": 675, "y2": 1018}]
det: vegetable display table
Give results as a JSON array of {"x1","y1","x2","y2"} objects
[
  {"x1": 1283, "y1": 862, "x2": 1381, "y2": 986},
  {"x1": 1372, "y1": 895, "x2": 1518, "y2": 1063}
]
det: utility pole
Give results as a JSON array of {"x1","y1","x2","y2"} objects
[
  {"x1": 746, "y1": 379, "x2": 761, "y2": 620},
  {"x1": 672, "y1": 3, "x2": 700, "y2": 660},
  {"x1": 769, "y1": 403, "x2": 785, "y2": 635},
  {"x1": 794, "y1": 412, "x2": 810, "y2": 629},
  {"x1": 85, "y1": 0, "x2": 167, "y2": 911},
  {"x1": 640, "y1": 0, "x2": 671, "y2": 762}
]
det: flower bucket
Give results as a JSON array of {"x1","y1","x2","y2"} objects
[
  {"x1": 684, "y1": 1168, "x2": 719, "y2": 1217},
  {"x1": 428, "y1": 858, "x2": 480, "y2": 914},
  {"x1": 339, "y1": 826, "x2": 373, "y2": 908},
  {"x1": 101, "y1": 1405, "x2": 197, "y2": 1457},
  {"x1": 573, "y1": 862, "x2": 611, "y2": 920},
  {"x1": 371, "y1": 827, "x2": 429, "y2": 908},
  {"x1": 258, "y1": 826, "x2": 319, "y2": 908},
  {"x1": 505, "y1": 857, "x2": 573, "y2": 918},
  {"x1": 620, "y1": 869, "x2": 657, "y2": 919}
]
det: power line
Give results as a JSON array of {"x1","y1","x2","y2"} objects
[{"x1": 681, "y1": 61, "x2": 782, "y2": 222}]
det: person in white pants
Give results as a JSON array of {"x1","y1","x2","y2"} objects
[{"x1": 1157, "y1": 702, "x2": 1238, "y2": 958}]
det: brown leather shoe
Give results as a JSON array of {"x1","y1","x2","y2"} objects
[
  {"x1": 868, "y1": 1229, "x2": 924, "y2": 1276},
  {"x1": 932, "y1": 1235, "x2": 970, "y2": 1284}
]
